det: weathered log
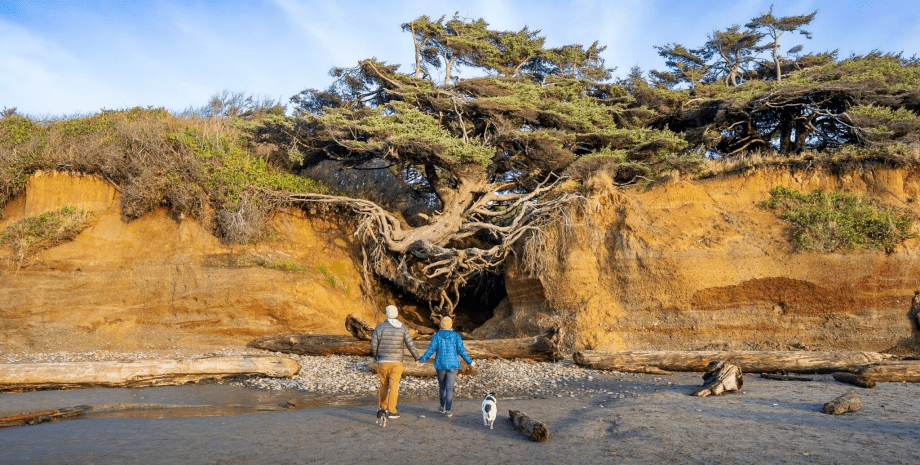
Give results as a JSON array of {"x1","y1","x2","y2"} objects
[
  {"x1": 248, "y1": 334, "x2": 371, "y2": 356},
  {"x1": 847, "y1": 360, "x2": 920, "y2": 384},
  {"x1": 0, "y1": 405, "x2": 91, "y2": 427},
  {"x1": 760, "y1": 373, "x2": 813, "y2": 382},
  {"x1": 0, "y1": 356, "x2": 299, "y2": 392},
  {"x1": 509, "y1": 410, "x2": 550, "y2": 442},
  {"x1": 574, "y1": 350, "x2": 891, "y2": 374},
  {"x1": 823, "y1": 392, "x2": 861, "y2": 415},
  {"x1": 832, "y1": 372, "x2": 876, "y2": 388},
  {"x1": 581, "y1": 363, "x2": 673, "y2": 375},
  {"x1": 345, "y1": 314, "x2": 375, "y2": 341},
  {"x1": 365, "y1": 361, "x2": 477, "y2": 378},
  {"x1": 248, "y1": 333, "x2": 558, "y2": 360},
  {"x1": 691, "y1": 361, "x2": 743, "y2": 397}
]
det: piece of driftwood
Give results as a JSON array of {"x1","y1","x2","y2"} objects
[
  {"x1": 345, "y1": 314, "x2": 375, "y2": 341},
  {"x1": 832, "y1": 360, "x2": 920, "y2": 387},
  {"x1": 0, "y1": 356, "x2": 299, "y2": 392},
  {"x1": 509, "y1": 410, "x2": 550, "y2": 442},
  {"x1": 0, "y1": 405, "x2": 91, "y2": 427},
  {"x1": 691, "y1": 361, "x2": 743, "y2": 397},
  {"x1": 823, "y1": 392, "x2": 861, "y2": 415},
  {"x1": 249, "y1": 332, "x2": 559, "y2": 361},
  {"x1": 832, "y1": 372, "x2": 876, "y2": 388},
  {"x1": 760, "y1": 373, "x2": 813, "y2": 381},
  {"x1": 574, "y1": 350, "x2": 890, "y2": 374},
  {"x1": 579, "y1": 362, "x2": 674, "y2": 375},
  {"x1": 365, "y1": 361, "x2": 477, "y2": 378}
]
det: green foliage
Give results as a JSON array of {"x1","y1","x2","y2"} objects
[
  {"x1": 0, "y1": 205, "x2": 94, "y2": 260},
  {"x1": 0, "y1": 108, "x2": 331, "y2": 243},
  {"x1": 762, "y1": 186, "x2": 917, "y2": 252},
  {"x1": 315, "y1": 264, "x2": 350, "y2": 295}
]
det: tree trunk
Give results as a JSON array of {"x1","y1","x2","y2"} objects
[
  {"x1": 248, "y1": 334, "x2": 372, "y2": 356},
  {"x1": 854, "y1": 361, "x2": 920, "y2": 383},
  {"x1": 0, "y1": 356, "x2": 300, "y2": 392},
  {"x1": 509, "y1": 410, "x2": 550, "y2": 442},
  {"x1": 365, "y1": 360, "x2": 477, "y2": 378},
  {"x1": 832, "y1": 372, "x2": 876, "y2": 388},
  {"x1": 691, "y1": 361, "x2": 743, "y2": 397},
  {"x1": 573, "y1": 350, "x2": 891, "y2": 374},
  {"x1": 345, "y1": 314, "x2": 375, "y2": 341},
  {"x1": 249, "y1": 332, "x2": 559, "y2": 361},
  {"x1": 0, "y1": 406, "x2": 91, "y2": 427}
]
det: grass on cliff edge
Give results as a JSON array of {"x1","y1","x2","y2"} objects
[
  {"x1": 762, "y1": 185, "x2": 917, "y2": 253},
  {"x1": 0, "y1": 108, "x2": 329, "y2": 244},
  {"x1": 0, "y1": 205, "x2": 94, "y2": 262}
]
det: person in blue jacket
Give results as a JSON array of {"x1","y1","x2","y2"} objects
[{"x1": 417, "y1": 316, "x2": 475, "y2": 417}]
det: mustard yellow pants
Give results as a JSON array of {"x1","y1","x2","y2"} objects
[{"x1": 376, "y1": 362, "x2": 403, "y2": 413}]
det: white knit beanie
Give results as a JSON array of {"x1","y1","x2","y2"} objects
[{"x1": 385, "y1": 305, "x2": 398, "y2": 319}]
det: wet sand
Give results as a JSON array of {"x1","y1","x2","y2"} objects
[{"x1": 2, "y1": 371, "x2": 920, "y2": 464}]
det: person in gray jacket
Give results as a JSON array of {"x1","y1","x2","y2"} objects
[{"x1": 370, "y1": 305, "x2": 421, "y2": 419}]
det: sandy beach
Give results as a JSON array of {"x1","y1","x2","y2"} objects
[{"x1": 2, "y1": 364, "x2": 919, "y2": 464}]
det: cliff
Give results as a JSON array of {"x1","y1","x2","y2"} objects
[
  {"x1": 3, "y1": 167, "x2": 920, "y2": 355},
  {"x1": 0, "y1": 171, "x2": 374, "y2": 353},
  {"x1": 483, "y1": 165, "x2": 920, "y2": 352}
]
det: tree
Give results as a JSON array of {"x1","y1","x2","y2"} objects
[
  {"x1": 265, "y1": 16, "x2": 684, "y2": 320},
  {"x1": 706, "y1": 25, "x2": 764, "y2": 87},
  {"x1": 746, "y1": 6, "x2": 818, "y2": 81},
  {"x1": 650, "y1": 43, "x2": 712, "y2": 90}
]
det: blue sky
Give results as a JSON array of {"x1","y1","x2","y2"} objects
[{"x1": 2, "y1": 0, "x2": 918, "y2": 116}]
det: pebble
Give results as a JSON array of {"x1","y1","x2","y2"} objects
[{"x1": 2, "y1": 349, "x2": 630, "y2": 400}]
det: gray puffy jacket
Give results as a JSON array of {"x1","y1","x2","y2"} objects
[{"x1": 371, "y1": 321, "x2": 420, "y2": 363}]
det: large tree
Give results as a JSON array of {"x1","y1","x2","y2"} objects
[
  {"x1": 746, "y1": 6, "x2": 818, "y2": 82},
  {"x1": 264, "y1": 16, "x2": 686, "y2": 320},
  {"x1": 706, "y1": 25, "x2": 764, "y2": 87},
  {"x1": 650, "y1": 43, "x2": 712, "y2": 90}
]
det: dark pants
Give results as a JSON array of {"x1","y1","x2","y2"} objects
[{"x1": 436, "y1": 368, "x2": 459, "y2": 411}]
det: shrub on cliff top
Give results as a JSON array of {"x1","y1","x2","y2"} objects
[
  {"x1": 0, "y1": 108, "x2": 329, "y2": 243},
  {"x1": 762, "y1": 185, "x2": 917, "y2": 252}
]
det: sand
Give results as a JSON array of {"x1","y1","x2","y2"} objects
[{"x1": 2, "y1": 370, "x2": 919, "y2": 464}]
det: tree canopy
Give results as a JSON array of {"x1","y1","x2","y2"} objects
[{"x1": 2, "y1": 12, "x2": 919, "y2": 323}]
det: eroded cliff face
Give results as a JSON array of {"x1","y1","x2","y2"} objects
[
  {"x1": 4, "y1": 168, "x2": 920, "y2": 355},
  {"x1": 0, "y1": 171, "x2": 375, "y2": 353},
  {"x1": 502, "y1": 166, "x2": 920, "y2": 352}
]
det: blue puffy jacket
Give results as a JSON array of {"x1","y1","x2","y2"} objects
[{"x1": 418, "y1": 329, "x2": 473, "y2": 370}]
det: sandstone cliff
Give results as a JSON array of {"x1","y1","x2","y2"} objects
[
  {"x1": 482, "y1": 166, "x2": 920, "y2": 352},
  {"x1": 3, "y1": 167, "x2": 920, "y2": 355},
  {"x1": 0, "y1": 171, "x2": 375, "y2": 353}
]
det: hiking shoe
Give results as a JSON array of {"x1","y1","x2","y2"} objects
[
  {"x1": 438, "y1": 406, "x2": 446, "y2": 414},
  {"x1": 387, "y1": 413, "x2": 400, "y2": 419},
  {"x1": 445, "y1": 411, "x2": 453, "y2": 417}
]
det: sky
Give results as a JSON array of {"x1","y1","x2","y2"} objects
[{"x1": 2, "y1": 0, "x2": 918, "y2": 117}]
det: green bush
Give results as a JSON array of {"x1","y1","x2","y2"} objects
[
  {"x1": 762, "y1": 185, "x2": 917, "y2": 252},
  {"x1": 0, "y1": 205, "x2": 94, "y2": 261}
]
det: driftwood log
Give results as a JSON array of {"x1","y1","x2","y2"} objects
[
  {"x1": 760, "y1": 373, "x2": 813, "y2": 381},
  {"x1": 345, "y1": 314, "x2": 375, "y2": 341},
  {"x1": 832, "y1": 372, "x2": 876, "y2": 388},
  {"x1": 0, "y1": 405, "x2": 92, "y2": 427},
  {"x1": 365, "y1": 360, "x2": 477, "y2": 378},
  {"x1": 823, "y1": 392, "x2": 861, "y2": 415},
  {"x1": 573, "y1": 350, "x2": 890, "y2": 374},
  {"x1": 833, "y1": 360, "x2": 920, "y2": 388},
  {"x1": 0, "y1": 356, "x2": 299, "y2": 392},
  {"x1": 509, "y1": 410, "x2": 550, "y2": 442},
  {"x1": 249, "y1": 332, "x2": 559, "y2": 361},
  {"x1": 691, "y1": 361, "x2": 743, "y2": 397}
]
